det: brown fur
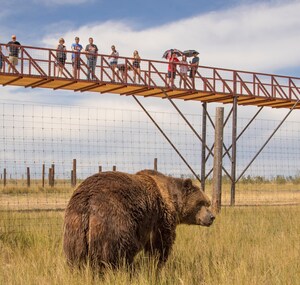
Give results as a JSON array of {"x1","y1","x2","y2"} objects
[{"x1": 63, "y1": 170, "x2": 215, "y2": 270}]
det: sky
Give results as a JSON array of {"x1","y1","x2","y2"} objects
[
  {"x1": 1, "y1": 0, "x2": 300, "y2": 178},
  {"x1": 1, "y1": 0, "x2": 300, "y2": 117}
]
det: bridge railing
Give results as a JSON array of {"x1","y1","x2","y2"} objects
[{"x1": 1, "y1": 43, "x2": 300, "y2": 101}]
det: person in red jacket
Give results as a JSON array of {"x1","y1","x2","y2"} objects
[{"x1": 167, "y1": 52, "x2": 179, "y2": 88}]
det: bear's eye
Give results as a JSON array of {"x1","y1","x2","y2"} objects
[
  {"x1": 183, "y1": 178, "x2": 193, "y2": 189},
  {"x1": 185, "y1": 187, "x2": 196, "y2": 195}
]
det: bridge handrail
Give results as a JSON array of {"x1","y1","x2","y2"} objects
[{"x1": 1, "y1": 42, "x2": 300, "y2": 101}]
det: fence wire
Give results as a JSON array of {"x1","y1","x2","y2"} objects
[{"x1": 0, "y1": 102, "x2": 300, "y2": 234}]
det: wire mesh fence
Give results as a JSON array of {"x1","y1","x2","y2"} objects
[{"x1": 0, "y1": 101, "x2": 300, "y2": 234}]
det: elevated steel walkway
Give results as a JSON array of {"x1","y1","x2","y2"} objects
[{"x1": 0, "y1": 43, "x2": 299, "y2": 109}]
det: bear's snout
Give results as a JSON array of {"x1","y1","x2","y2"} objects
[
  {"x1": 207, "y1": 213, "x2": 215, "y2": 225},
  {"x1": 196, "y1": 207, "x2": 215, "y2": 227}
]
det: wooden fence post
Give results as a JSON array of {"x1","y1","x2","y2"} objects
[
  {"x1": 212, "y1": 107, "x2": 224, "y2": 214},
  {"x1": 154, "y1": 158, "x2": 158, "y2": 171},
  {"x1": 99, "y1": 166, "x2": 102, "y2": 173},
  {"x1": 48, "y1": 168, "x2": 52, "y2": 186},
  {"x1": 72, "y1": 159, "x2": 77, "y2": 187},
  {"x1": 42, "y1": 164, "x2": 45, "y2": 187},
  {"x1": 27, "y1": 167, "x2": 30, "y2": 187},
  {"x1": 71, "y1": 170, "x2": 73, "y2": 186},
  {"x1": 112, "y1": 165, "x2": 116, "y2": 171},
  {"x1": 4, "y1": 168, "x2": 6, "y2": 187},
  {"x1": 51, "y1": 163, "x2": 55, "y2": 187}
]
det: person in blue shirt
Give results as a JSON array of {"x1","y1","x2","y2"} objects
[{"x1": 71, "y1": 37, "x2": 83, "y2": 79}]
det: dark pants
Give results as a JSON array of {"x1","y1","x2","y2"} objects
[{"x1": 87, "y1": 58, "x2": 97, "y2": 80}]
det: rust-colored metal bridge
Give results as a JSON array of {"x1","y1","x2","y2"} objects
[{"x1": 1, "y1": 43, "x2": 300, "y2": 109}]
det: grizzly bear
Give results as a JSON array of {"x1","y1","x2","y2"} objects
[{"x1": 63, "y1": 170, "x2": 215, "y2": 270}]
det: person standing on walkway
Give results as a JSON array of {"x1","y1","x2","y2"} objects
[
  {"x1": 189, "y1": 51, "x2": 199, "y2": 88},
  {"x1": 0, "y1": 45, "x2": 4, "y2": 72},
  {"x1": 56, "y1": 38, "x2": 67, "y2": 77},
  {"x1": 108, "y1": 45, "x2": 119, "y2": 82},
  {"x1": 6, "y1": 35, "x2": 21, "y2": 73},
  {"x1": 179, "y1": 55, "x2": 188, "y2": 88},
  {"x1": 71, "y1": 37, "x2": 83, "y2": 79},
  {"x1": 85, "y1": 37, "x2": 98, "y2": 80},
  {"x1": 132, "y1": 50, "x2": 141, "y2": 84},
  {"x1": 167, "y1": 52, "x2": 179, "y2": 88}
]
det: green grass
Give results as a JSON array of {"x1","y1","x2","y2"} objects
[{"x1": 1, "y1": 206, "x2": 299, "y2": 285}]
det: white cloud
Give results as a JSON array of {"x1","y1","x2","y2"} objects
[{"x1": 42, "y1": 0, "x2": 300, "y2": 73}]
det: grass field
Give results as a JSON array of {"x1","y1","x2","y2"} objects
[
  {"x1": 1, "y1": 206, "x2": 299, "y2": 285},
  {"x1": 1, "y1": 181, "x2": 300, "y2": 211}
]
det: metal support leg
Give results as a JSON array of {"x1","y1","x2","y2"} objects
[
  {"x1": 201, "y1": 103, "x2": 207, "y2": 191},
  {"x1": 231, "y1": 96, "x2": 238, "y2": 206},
  {"x1": 236, "y1": 100, "x2": 300, "y2": 182}
]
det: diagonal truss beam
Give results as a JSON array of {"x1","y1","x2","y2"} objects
[
  {"x1": 161, "y1": 89, "x2": 232, "y2": 180},
  {"x1": 132, "y1": 95, "x2": 202, "y2": 183},
  {"x1": 222, "y1": 107, "x2": 263, "y2": 158},
  {"x1": 236, "y1": 100, "x2": 300, "y2": 183}
]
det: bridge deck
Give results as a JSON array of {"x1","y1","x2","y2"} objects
[{"x1": 0, "y1": 43, "x2": 299, "y2": 109}]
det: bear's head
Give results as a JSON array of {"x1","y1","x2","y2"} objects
[
  {"x1": 176, "y1": 178, "x2": 215, "y2": 227},
  {"x1": 136, "y1": 170, "x2": 215, "y2": 227}
]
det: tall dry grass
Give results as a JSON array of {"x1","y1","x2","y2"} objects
[
  {"x1": 1, "y1": 206, "x2": 299, "y2": 285},
  {"x1": 1, "y1": 180, "x2": 300, "y2": 211}
]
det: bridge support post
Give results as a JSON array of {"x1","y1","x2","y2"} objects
[
  {"x1": 201, "y1": 103, "x2": 207, "y2": 191},
  {"x1": 230, "y1": 96, "x2": 238, "y2": 206}
]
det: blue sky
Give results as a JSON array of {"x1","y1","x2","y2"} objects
[{"x1": 1, "y1": 0, "x2": 259, "y2": 41}]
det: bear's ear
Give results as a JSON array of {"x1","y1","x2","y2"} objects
[{"x1": 183, "y1": 178, "x2": 193, "y2": 192}]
